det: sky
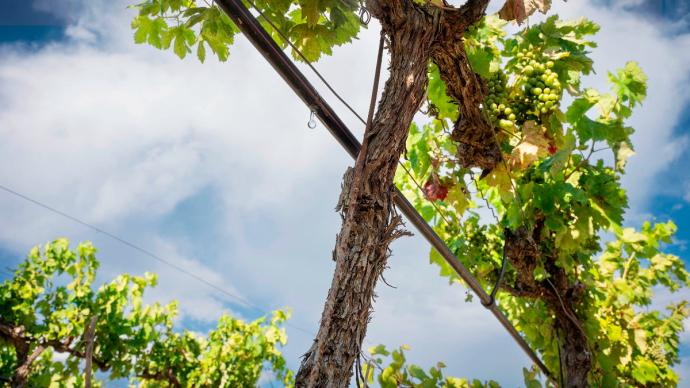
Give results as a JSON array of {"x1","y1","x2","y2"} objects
[{"x1": 1, "y1": 0, "x2": 690, "y2": 386}]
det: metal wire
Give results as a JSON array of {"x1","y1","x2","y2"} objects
[
  {"x1": 469, "y1": 168, "x2": 506, "y2": 308},
  {"x1": 245, "y1": 0, "x2": 459, "y2": 239},
  {"x1": 481, "y1": 248, "x2": 507, "y2": 307},
  {"x1": 248, "y1": 0, "x2": 367, "y2": 125},
  {"x1": 246, "y1": 0, "x2": 538, "y2": 340},
  {"x1": 216, "y1": 0, "x2": 555, "y2": 379},
  {"x1": 0, "y1": 183, "x2": 316, "y2": 338}
]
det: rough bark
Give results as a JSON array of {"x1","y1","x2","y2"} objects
[
  {"x1": 429, "y1": 3, "x2": 594, "y2": 381},
  {"x1": 1, "y1": 320, "x2": 32, "y2": 388},
  {"x1": 295, "y1": 4, "x2": 434, "y2": 386},
  {"x1": 503, "y1": 226, "x2": 592, "y2": 387},
  {"x1": 430, "y1": 0, "x2": 501, "y2": 171},
  {"x1": 295, "y1": 1, "x2": 493, "y2": 387},
  {"x1": 12, "y1": 344, "x2": 46, "y2": 388}
]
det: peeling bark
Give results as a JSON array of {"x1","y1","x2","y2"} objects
[
  {"x1": 295, "y1": 1, "x2": 493, "y2": 387},
  {"x1": 430, "y1": 0, "x2": 502, "y2": 171},
  {"x1": 295, "y1": 4, "x2": 433, "y2": 386}
]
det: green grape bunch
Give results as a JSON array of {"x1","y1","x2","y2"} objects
[
  {"x1": 484, "y1": 71, "x2": 519, "y2": 130},
  {"x1": 515, "y1": 46, "x2": 562, "y2": 119},
  {"x1": 482, "y1": 45, "x2": 565, "y2": 132}
]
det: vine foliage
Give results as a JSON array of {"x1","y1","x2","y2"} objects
[
  {"x1": 0, "y1": 239, "x2": 292, "y2": 387},
  {"x1": 396, "y1": 15, "x2": 689, "y2": 386},
  {"x1": 127, "y1": 0, "x2": 690, "y2": 385}
]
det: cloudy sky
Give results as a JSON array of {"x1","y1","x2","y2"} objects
[{"x1": 1, "y1": 0, "x2": 689, "y2": 386}]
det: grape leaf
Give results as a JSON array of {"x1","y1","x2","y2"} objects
[
  {"x1": 498, "y1": 0, "x2": 551, "y2": 25},
  {"x1": 509, "y1": 122, "x2": 550, "y2": 169}
]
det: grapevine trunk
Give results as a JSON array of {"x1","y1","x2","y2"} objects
[
  {"x1": 294, "y1": 4, "x2": 433, "y2": 386},
  {"x1": 295, "y1": 1, "x2": 492, "y2": 386}
]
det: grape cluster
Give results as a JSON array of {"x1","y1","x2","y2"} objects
[
  {"x1": 482, "y1": 47, "x2": 564, "y2": 130},
  {"x1": 515, "y1": 48, "x2": 562, "y2": 118},
  {"x1": 484, "y1": 72, "x2": 518, "y2": 130}
]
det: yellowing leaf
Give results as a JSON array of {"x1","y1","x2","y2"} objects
[
  {"x1": 634, "y1": 329, "x2": 648, "y2": 353},
  {"x1": 614, "y1": 140, "x2": 635, "y2": 172},
  {"x1": 482, "y1": 163, "x2": 514, "y2": 201},
  {"x1": 446, "y1": 185, "x2": 469, "y2": 215},
  {"x1": 498, "y1": 0, "x2": 551, "y2": 25},
  {"x1": 509, "y1": 122, "x2": 550, "y2": 169}
]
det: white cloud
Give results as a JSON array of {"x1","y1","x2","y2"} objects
[{"x1": 1, "y1": 0, "x2": 690, "y2": 385}]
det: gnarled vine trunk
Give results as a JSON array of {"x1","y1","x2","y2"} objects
[
  {"x1": 428, "y1": 3, "x2": 594, "y2": 385},
  {"x1": 295, "y1": 1, "x2": 492, "y2": 387},
  {"x1": 430, "y1": 3, "x2": 500, "y2": 172},
  {"x1": 295, "y1": 4, "x2": 433, "y2": 386},
  {"x1": 0, "y1": 320, "x2": 46, "y2": 388},
  {"x1": 503, "y1": 226, "x2": 592, "y2": 387}
]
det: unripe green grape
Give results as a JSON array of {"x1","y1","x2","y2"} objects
[{"x1": 499, "y1": 119, "x2": 513, "y2": 130}]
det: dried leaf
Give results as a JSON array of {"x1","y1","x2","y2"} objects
[
  {"x1": 498, "y1": 0, "x2": 551, "y2": 25},
  {"x1": 509, "y1": 121, "x2": 550, "y2": 169}
]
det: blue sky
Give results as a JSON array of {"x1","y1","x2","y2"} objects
[{"x1": 1, "y1": 0, "x2": 690, "y2": 386}]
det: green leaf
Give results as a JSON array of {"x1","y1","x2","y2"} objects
[
  {"x1": 408, "y1": 365, "x2": 429, "y2": 381},
  {"x1": 609, "y1": 61, "x2": 648, "y2": 108},
  {"x1": 466, "y1": 45, "x2": 494, "y2": 79},
  {"x1": 197, "y1": 41, "x2": 206, "y2": 63},
  {"x1": 565, "y1": 89, "x2": 599, "y2": 123},
  {"x1": 632, "y1": 359, "x2": 660, "y2": 384},
  {"x1": 299, "y1": 0, "x2": 321, "y2": 27}
]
